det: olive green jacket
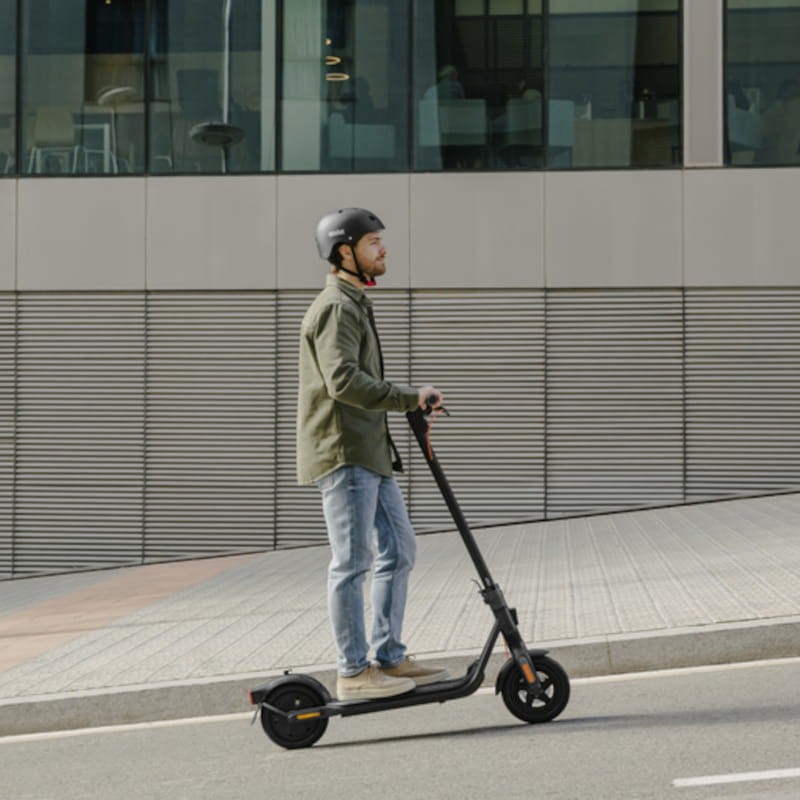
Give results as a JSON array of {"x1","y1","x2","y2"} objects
[{"x1": 296, "y1": 275, "x2": 419, "y2": 484}]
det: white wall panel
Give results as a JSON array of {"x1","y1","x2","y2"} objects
[
  {"x1": 545, "y1": 171, "x2": 683, "y2": 287},
  {"x1": 410, "y1": 173, "x2": 545, "y2": 289},
  {"x1": 146, "y1": 176, "x2": 278, "y2": 289},
  {"x1": 276, "y1": 174, "x2": 411, "y2": 290},
  {"x1": 17, "y1": 179, "x2": 146, "y2": 290},
  {"x1": 0, "y1": 181, "x2": 14, "y2": 290},
  {"x1": 684, "y1": 169, "x2": 800, "y2": 287}
]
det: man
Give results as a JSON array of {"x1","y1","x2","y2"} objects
[{"x1": 298, "y1": 207, "x2": 450, "y2": 701}]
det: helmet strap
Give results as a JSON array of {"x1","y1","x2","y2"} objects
[{"x1": 338, "y1": 247, "x2": 376, "y2": 287}]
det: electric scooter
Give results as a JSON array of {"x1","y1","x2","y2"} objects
[{"x1": 249, "y1": 401, "x2": 570, "y2": 749}]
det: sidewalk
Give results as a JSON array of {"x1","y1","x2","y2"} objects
[{"x1": 1, "y1": 492, "x2": 800, "y2": 736}]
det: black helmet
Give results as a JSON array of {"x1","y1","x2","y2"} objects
[{"x1": 315, "y1": 207, "x2": 385, "y2": 261}]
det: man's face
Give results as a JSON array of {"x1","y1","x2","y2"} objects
[{"x1": 353, "y1": 231, "x2": 387, "y2": 279}]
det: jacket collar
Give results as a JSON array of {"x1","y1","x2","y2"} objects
[{"x1": 326, "y1": 273, "x2": 372, "y2": 308}]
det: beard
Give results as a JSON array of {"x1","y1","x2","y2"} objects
[{"x1": 364, "y1": 259, "x2": 387, "y2": 278}]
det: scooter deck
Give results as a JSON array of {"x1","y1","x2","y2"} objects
[{"x1": 326, "y1": 665, "x2": 482, "y2": 718}]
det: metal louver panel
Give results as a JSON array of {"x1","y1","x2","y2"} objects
[
  {"x1": 685, "y1": 288, "x2": 800, "y2": 500},
  {"x1": 409, "y1": 290, "x2": 545, "y2": 531},
  {"x1": 275, "y1": 291, "x2": 324, "y2": 548},
  {"x1": 546, "y1": 290, "x2": 684, "y2": 517},
  {"x1": 145, "y1": 293, "x2": 275, "y2": 559},
  {"x1": 0, "y1": 295, "x2": 15, "y2": 578},
  {"x1": 15, "y1": 294, "x2": 145, "y2": 575},
  {"x1": 3, "y1": 285, "x2": 800, "y2": 579}
]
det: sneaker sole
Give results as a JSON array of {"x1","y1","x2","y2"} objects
[
  {"x1": 407, "y1": 671, "x2": 451, "y2": 687},
  {"x1": 380, "y1": 669, "x2": 451, "y2": 687},
  {"x1": 336, "y1": 680, "x2": 416, "y2": 702}
]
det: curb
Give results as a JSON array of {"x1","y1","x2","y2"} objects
[{"x1": 2, "y1": 616, "x2": 799, "y2": 736}]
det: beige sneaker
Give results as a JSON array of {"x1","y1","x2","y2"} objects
[
  {"x1": 336, "y1": 665, "x2": 416, "y2": 701},
  {"x1": 380, "y1": 656, "x2": 451, "y2": 686}
]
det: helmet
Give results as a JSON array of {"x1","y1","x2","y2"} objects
[{"x1": 315, "y1": 208, "x2": 385, "y2": 261}]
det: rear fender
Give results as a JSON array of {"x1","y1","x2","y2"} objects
[{"x1": 249, "y1": 672, "x2": 332, "y2": 706}]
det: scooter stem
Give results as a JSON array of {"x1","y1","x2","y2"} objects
[
  {"x1": 406, "y1": 408, "x2": 496, "y2": 591},
  {"x1": 406, "y1": 407, "x2": 545, "y2": 696}
]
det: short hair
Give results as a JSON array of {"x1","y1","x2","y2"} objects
[{"x1": 328, "y1": 243, "x2": 346, "y2": 268}]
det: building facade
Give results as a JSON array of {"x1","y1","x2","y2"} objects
[{"x1": 0, "y1": 0, "x2": 799, "y2": 577}]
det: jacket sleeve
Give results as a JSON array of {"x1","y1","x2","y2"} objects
[{"x1": 313, "y1": 302, "x2": 419, "y2": 412}]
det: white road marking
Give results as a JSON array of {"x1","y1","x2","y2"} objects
[
  {"x1": 0, "y1": 712, "x2": 252, "y2": 744},
  {"x1": 569, "y1": 656, "x2": 800, "y2": 686},
  {"x1": 674, "y1": 767, "x2": 800, "y2": 788}
]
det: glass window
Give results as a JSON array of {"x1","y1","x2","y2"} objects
[
  {"x1": 413, "y1": 0, "x2": 545, "y2": 170},
  {"x1": 548, "y1": 0, "x2": 681, "y2": 169},
  {"x1": 726, "y1": 0, "x2": 800, "y2": 166},
  {"x1": 0, "y1": 0, "x2": 15, "y2": 176},
  {"x1": 20, "y1": 0, "x2": 146, "y2": 175},
  {"x1": 150, "y1": 0, "x2": 275, "y2": 174},
  {"x1": 281, "y1": 0, "x2": 409, "y2": 172}
]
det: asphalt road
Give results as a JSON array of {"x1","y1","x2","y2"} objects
[{"x1": 2, "y1": 659, "x2": 799, "y2": 800}]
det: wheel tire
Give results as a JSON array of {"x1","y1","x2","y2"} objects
[
  {"x1": 500, "y1": 653, "x2": 570, "y2": 724},
  {"x1": 260, "y1": 682, "x2": 328, "y2": 749}
]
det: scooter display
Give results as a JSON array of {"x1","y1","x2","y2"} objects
[{"x1": 249, "y1": 401, "x2": 570, "y2": 749}]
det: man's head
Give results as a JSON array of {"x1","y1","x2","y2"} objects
[{"x1": 315, "y1": 207, "x2": 386, "y2": 286}]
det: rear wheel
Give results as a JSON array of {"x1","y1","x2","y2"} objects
[
  {"x1": 260, "y1": 682, "x2": 328, "y2": 749},
  {"x1": 500, "y1": 654, "x2": 570, "y2": 724}
]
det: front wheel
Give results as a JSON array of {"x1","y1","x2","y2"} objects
[
  {"x1": 500, "y1": 653, "x2": 570, "y2": 724},
  {"x1": 260, "y1": 682, "x2": 328, "y2": 749}
]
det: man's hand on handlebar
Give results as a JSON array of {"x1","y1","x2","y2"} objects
[
  {"x1": 417, "y1": 385, "x2": 443, "y2": 411},
  {"x1": 417, "y1": 386, "x2": 448, "y2": 417}
]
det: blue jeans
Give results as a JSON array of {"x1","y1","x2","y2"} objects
[{"x1": 317, "y1": 465, "x2": 417, "y2": 677}]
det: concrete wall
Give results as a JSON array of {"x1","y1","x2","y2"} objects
[{"x1": 3, "y1": 168, "x2": 799, "y2": 293}]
